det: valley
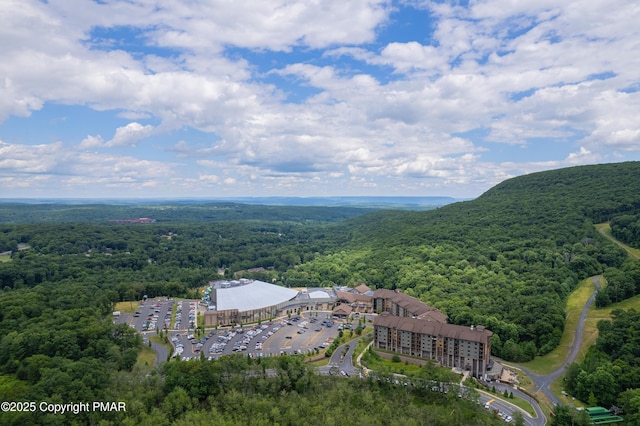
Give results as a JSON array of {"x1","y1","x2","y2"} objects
[{"x1": 1, "y1": 162, "x2": 640, "y2": 425}]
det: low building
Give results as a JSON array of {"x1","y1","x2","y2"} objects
[
  {"x1": 332, "y1": 303, "x2": 353, "y2": 318},
  {"x1": 374, "y1": 313, "x2": 492, "y2": 378},
  {"x1": 203, "y1": 279, "x2": 299, "y2": 326},
  {"x1": 335, "y1": 290, "x2": 373, "y2": 312},
  {"x1": 202, "y1": 280, "x2": 340, "y2": 326},
  {"x1": 354, "y1": 283, "x2": 373, "y2": 294}
]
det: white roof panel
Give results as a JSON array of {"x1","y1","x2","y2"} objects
[
  {"x1": 216, "y1": 280, "x2": 299, "y2": 312},
  {"x1": 309, "y1": 290, "x2": 330, "y2": 299}
]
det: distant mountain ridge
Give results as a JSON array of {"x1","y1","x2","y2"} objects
[
  {"x1": 0, "y1": 197, "x2": 460, "y2": 224},
  {"x1": 0, "y1": 196, "x2": 460, "y2": 210}
]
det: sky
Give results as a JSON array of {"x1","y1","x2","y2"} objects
[{"x1": 1, "y1": 0, "x2": 639, "y2": 199}]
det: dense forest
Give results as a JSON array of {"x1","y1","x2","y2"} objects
[
  {"x1": 2, "y1": 161, "x2": 640, "y2": 424},
  {"x1": 595, "y1": 261, "x2": 640, "y2": 307},
  {"x1": 565, "y1": 309, "x2": 640, "y2": 422},
  {"x1": 282, "y1": 162, "x2": 639, "y2": 361},
  {"x1": 0, "y1": 202, "x2": 372, "y2": 225},
  {"x1": 611, "y1": 213, "x2": 640, "y2": 249}
]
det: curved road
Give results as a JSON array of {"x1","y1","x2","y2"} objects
[
  {"x1": 518, "y1": 226, "x2": 634, "y2": 407},
  {"x1": 147, "y1": 268, "x2": 609, "y2": 422},
  {"x1": 517, "y1": 275, "x2": 602, "y2": 408},
  {"x1": 151, "y1": 340, "x2": 169, "y2": 367}
]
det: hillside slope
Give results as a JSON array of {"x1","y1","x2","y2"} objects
[{"x1": 287, "y1": 162, "x2": 640, "y2": 361}]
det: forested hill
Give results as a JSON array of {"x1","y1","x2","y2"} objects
[
  {"x1": 478, "y1": 161, "x2": 640, "y2": 222},
  {"x1": 286, "y1": 162, "x2": 640, "y2": 361},
  {"x1": 0, "y1": 202, "x2": 373, "y2": 224},
  {"x1": 340, "y1": 161, "x2": 640, "y2": 248}
]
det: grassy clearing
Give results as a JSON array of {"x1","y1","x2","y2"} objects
[
  {"x1": 595, "y1": 222, "x2": 640, "y2": 259},
  {"x1": 509, "y1": 396, "x2": 537, "y2": 417},
  {"x1": 522, "y1": 224, "x2": 640, "y2": 403},
  {"x1": 114, "y1": 301, "x2": 140, "y2": 314},
  {"x1": 306, "y1": 356, "x2": 330, "y2": 367},
  {"x1": 519, "y1": 277, "x2": 595, "y2": 375},
  {"x1": 543, "y1": 225, "x2": 640, "y2": 406},
  {"x1": 170, "y1": 301, "x2": 178, "y2": 329},
  {"x1": 136, "y1": 344, "x2": 157, "y2": 370},
  {"x1": 352, "y1": 334, "x2": 373, "y2": 364},
  {"x1": 0, "y1": 253, "x2": 11, "y2": 263},
  {"x1": 550, "y1": 376, "x2": 585, "y2": 409},
  {"x1": 150, "y1": 334, "x2": 173, "y2": 361},
  {"x1": 362, "y1": 353, "x2": 427, "y2": 376},
  {"x1": 577, "y1": 293, "x2": 640, "y2": 364}
]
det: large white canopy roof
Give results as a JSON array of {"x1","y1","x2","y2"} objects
[{"x1": 215, "y1": 280, "x2": 299, "y2": 312}]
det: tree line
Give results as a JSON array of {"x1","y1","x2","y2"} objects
[
  {"x1": 564, "y1": 308, "x2": 640, "y2": 423},
  {"x1": 1, "y1": 161, "x2": 640, "y2": 423}
]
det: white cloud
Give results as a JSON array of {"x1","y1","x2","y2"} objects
[
  {"x1": 0, "y1": 139, "x2": 177, "y2": 195},
  {"x1": 80, "y1": 135, "x2": 105, "y2": 149},
  {"x1": 1, "y1": 0, "x2": 640, "y2": 197},
  {"x1": 107, "y1": 122, "x2": 155, "y2": 147},
  {"x1": 79, "y1": 123, "x2": 155, "y2": 148},
  {"x1": 198, "y1": 174, "x2": 219, "y2": 184}
]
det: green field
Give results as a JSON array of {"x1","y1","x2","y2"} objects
[
  {"x1": 114, "y1": 300, "x2": 140, "y2": 314},
  {"x1": 520, "y1": 223, "x2": 640, "y2": 408},
  {"x1": 519, "y1": 277, "x2": 596, "y2": 375}
]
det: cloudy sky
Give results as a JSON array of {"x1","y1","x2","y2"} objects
[{"x1": 1, "y1": 0, "x2": 639, "y2": 199}]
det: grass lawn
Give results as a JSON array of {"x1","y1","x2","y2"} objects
[
  {"x1": 149, "y1": 334, "x2": 174, "y2": 362},
  {"x1": 362, "y1": 353, "x2": 427, "y2": 376},
  {"x1": 578, "y1": 293, "x2": 640, "y2": 362},
  {"x1": 547, "y1": 276, "x2": 640, "y2": 406},
  {"x1": 136, "y1": 344, "x2": 157, "y2": 370},
  {"x1": 306, "y1": 356, "x2": 331, "y2": 367},
  {"x1": 481, "y1": 388, "x2": 538, "y2": 417},
  {"x1": 114, "y1": 301, "x2": 140, "y2": 314},
  {"x1": 519, "y1": 276, "x2": 596, "y2": 375},
  {"x1": 595, "y1": 223, "x2": 640, "y2": 260},
  {"x1": 352, "y1": 333, "x2": 373, "y2": 364},
  {"x1": 519, "y1": 224, "x2": 640, "y2": 405},
  {"x1": 170, "y1": 301, "x2": 178, "y2": 329}
]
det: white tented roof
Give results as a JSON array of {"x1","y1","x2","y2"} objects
[
  {"x1": 216, "y1": 280, "x2": 299, "y2": 312},
  {"x1": 309, "y1": 290, "x2": 330, "y2": 299}
]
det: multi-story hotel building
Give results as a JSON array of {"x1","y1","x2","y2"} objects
[
  {"x1": 372, "y1": 288, "x2": 448, "y2": 322},
  {"x1": 372, "y1": 289, "x2": 492, "y2": 378}
]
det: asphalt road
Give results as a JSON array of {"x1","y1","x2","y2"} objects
[
  {"x1": 138, "y1": 305, "x2": 550, "y2": 423},
  {"x1": 150, "y1": 339, "x2": 169, "y2": 367},
  {"x1": 518, "y1": 275, "x2": 602, "y2": 408}
]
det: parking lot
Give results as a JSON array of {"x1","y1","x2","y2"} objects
[
  {"x1": 116, "y1": 301, "x2": 362, "y2": 362},
  {"x1": 177, "y1": 312, "x2": 359, "y2": 361},
  {"x1": 173, "y1": 300, "x2": 197, "y2": 330},
  {"x1": 117, "y1": 299, "x2": 173, "y2": 332}
]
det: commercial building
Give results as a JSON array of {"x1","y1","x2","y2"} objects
[
  {"x1": 372, "y1": 289, "x2": 492, "y2": 378},
  {"x1": 372, "y1": 288, "x2": 448, "y2": 322},
  {"x1": 203, "y1": 279, "x2": 300, "y2": 326},
  {"x1": 202, "y1": 279, "x2": 337, "y2": 326}
]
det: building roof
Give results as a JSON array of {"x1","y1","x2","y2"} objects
[
  {"x1": 309, "y1": 290, "x2": 331, "y2": 299},
  {"x1": 354, "y1": 283, "x2": 371, "y2": 294},
  {"x1": 374, "y1": 314, "x2": 492, "y2": 345},
  {"x1": 332, "y1": 304, "x2": 353, "y2": 316},
  {"x1": 335, "y1": 290, "x2": 373, "y2": 304},
  {"x1": 373, "y1": 289, "x2": 447, "y2": 323},
  {"x1": 215, "y1": 280, "x2": 299, "y2": 312}
]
